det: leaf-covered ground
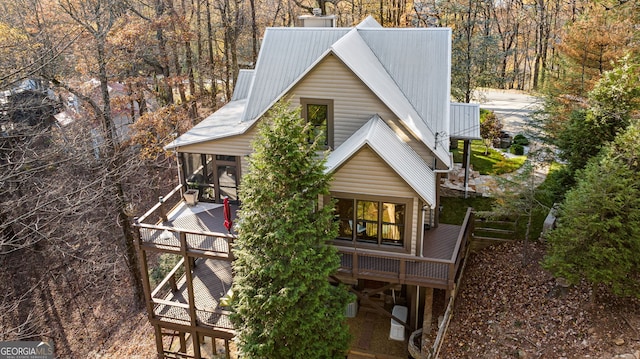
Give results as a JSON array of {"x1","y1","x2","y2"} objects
[{"x1": 440, "y1": 241, "x2": 640, "y2": 359}]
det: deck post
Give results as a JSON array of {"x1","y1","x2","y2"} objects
[
  {"x1": 154, "y1": 325, "x2": 164, "y2": 359},
  {"x1": 225, "y1": 339, "x2": 231, "y2": 359},
  {"x1": 192, "y1": 330, "x2": 201, "y2": 359},
  {"x1": 159, "y1": 196, "x2": 168, "y2": 223},
  {"x1": 422, "y1": 287, "x2": 434, "y2": 346},
  {"x1": 133, "y1": 217, "x2": 154, "y2": 318},
  {"x1": 181, "y1": 232, "x2": 198, "y2": 327},
  {"x1": 434, "y1": 173, "x2": 441, "y2": 228},
  {"x1": 462, "y1": 139, "x2": 471, "y2": 198}
]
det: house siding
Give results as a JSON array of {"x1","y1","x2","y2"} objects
[
  {"x1": 288, "y1": 54, "x2": 436, "y2": 166},
  {"x1": 174, "y1": 125, "x2": 258, "y2": 175},
  {"x1": 331, "y1": 146, "x2": 420, "y2": 255}
]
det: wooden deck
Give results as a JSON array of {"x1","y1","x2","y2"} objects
[
  {"x1": 166, "y1": 202, "x2": 239, "y2": 234},
  {"x1": 134, "y1": 188, "x2": 473, "y2": 344},
  {"x1": 152, "y1": 258, "x2": 234, "y2": 332},
  {"x1": 134, "y1": 193, "x2": 239, "y2": 339},
  {"x1": 335, "y1": 210, "x2": 473, "y2": 289},
  {"x1": 422, "y1": 224, "x2": 462, "y2": 259}
]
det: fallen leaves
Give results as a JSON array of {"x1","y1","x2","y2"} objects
[{"x1": 439, "y1": 241, "x2": 640, "y2": 358}]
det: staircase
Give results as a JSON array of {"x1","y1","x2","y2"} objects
[{"x1": 471, "y1": 212, "x2": 517, "y2": 251}]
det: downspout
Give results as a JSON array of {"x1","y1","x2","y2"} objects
[
  {"x1": 416, "y1": 286, "x2": 420, "y2": 332},
  {"x1": 420, "y1": 205, "x2": 427, "y2": 258}
]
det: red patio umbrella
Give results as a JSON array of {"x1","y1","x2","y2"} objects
[{"x1": 223, "y1": 196, "x2": 233, "y2": 233}]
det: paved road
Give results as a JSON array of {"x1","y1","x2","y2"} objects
[{"x1": 473, "y1": 89, "x2": 543, "y2": 136}]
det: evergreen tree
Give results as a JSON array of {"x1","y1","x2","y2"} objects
[
  {"x1": 552, "y1": 56, "x2": 640, "y2": 179},
  {"x1": 231, "y1": 102, "x2": 351, "y2": 358},
  {"x1": 543, "y1": 121, "x2": 640, "y2": 298}
]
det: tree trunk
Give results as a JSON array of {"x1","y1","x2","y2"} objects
[
  {"x1": 155, "y1": 0, "x2": 174, "y2": 104},
  {"x1": 97, "y1": 38, "x2": 145, "y2": 306},
  {"x1": 156, "y1": 0, "x2": 174, "y2": 104},
  {"x1": 205, "y1": 0, "x2": 218, "y2": 106},
  {"x1": 195, "y1": 0, "x2": 205, "y2": 96},
  {"x1": 250, "y1": 0, "x2": 258, "y2": 64},
  {"x1": 184, "y1": 40, "x2": 198, "y2": 122}
]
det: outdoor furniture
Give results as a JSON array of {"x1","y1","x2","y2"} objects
[
  {"x1": 349, "y1": 220, "x2": 366, "y2": 234},
  {"x1": 389, "y1": 305, "x2": 408, "y2": 341}
]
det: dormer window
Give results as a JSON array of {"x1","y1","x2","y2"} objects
[{"x1": 301, "y1": 98, "x2": 333, "y2": 149}]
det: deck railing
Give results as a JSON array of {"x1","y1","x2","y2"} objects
[
  {"x1": 138, "y1": 184, "x2": 184, "y2": 225},
  {"x1": 149, "y1": 255, "x2": 234, "y2": 334},
  {"x1": 136, "y1": 223, "x2": 234, "y2": 259},
  {"x1": 337, "y1": 208, "x2": 474, "y2": 289}
]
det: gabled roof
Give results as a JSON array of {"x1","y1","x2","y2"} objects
[
  {"x1": 330, "y1": 29, "x2": 451, "y2": 166},
  {"x1": 325, "y1": 115, "x2": 437, "y2": 208},
  {"x1": 242, "y1": 27, "x2": 349, "y2": 122},
  {"x1": 231, "y1": 70, "x2": 254, "y2": 101},
  {"x1": 166, "y1": 16, "x2": 477, "y2": 169}
]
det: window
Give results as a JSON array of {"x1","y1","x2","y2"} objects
[
  {"x1": 334, "y1": 196, "x2": 407, "y2": 249},
  {"x1": 181, "y1": 153, "x2": 240, "y2": 204},
  {"x1": 301, "y1": 98, "x2": 333, "y2": 149}
]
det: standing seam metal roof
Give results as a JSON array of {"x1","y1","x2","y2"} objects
[
  {"x1": 330, "y1": 29, "x2": 444, "y2": 164},
  {"x1": 242, "y1": 28, "x2": 350, "y2": 123},
  {"x1": 450, "y1": 103, "x2": 481, "y2": 139},
  {"x1": 166, "y1": 16, "x2": 477, "y2": 168},
  {"x1": 231, "y1": 70, "x2": 254, "y2": 101}
]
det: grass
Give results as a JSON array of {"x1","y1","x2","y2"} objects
[
  {"x1": 440, "y1": 162, "x2": 566, "y2": 242},
  {"x1": 439, "y1": 196, "x2": 495, "y2": 225},
  {"x1": 451, "y1": 140, "x2": 526, "y2": 175}
]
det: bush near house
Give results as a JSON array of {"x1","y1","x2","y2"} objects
[
  {"x1": 510, "y1": 143, "x2": 525, "y2": 155},
  {"x1": 513, "y1": 134, "x2": 530, "y2": 146}
]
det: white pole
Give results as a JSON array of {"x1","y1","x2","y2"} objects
[{"x1": 416, "y1": 286, "x2": 420, "y2": 330}]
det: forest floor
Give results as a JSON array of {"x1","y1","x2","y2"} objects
[{"x1": 440, "y1": 240, "x2": 640, "y2": 359}]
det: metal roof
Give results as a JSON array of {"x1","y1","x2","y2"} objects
[
  {"x1": 450, "y1": 102, "x2": 481, "y2": 140},
  {"x1": 356, "y1": 15, "x2": 383, "y2": 29},
  {"x1": 325, "y1": 115, "x2": 437, "y2": 207},
  {"x1": 164, "y1": 99, "x2": 248, "y2": 150},
  {"x1": 331, "y1": 29, "x2": 449, "y2": 167},
  {"x1": 166, "y1": 16, "x2": 478, "y2": 170},
  {"x1": 231, "y1": 70, "x2": 254, "y2": 101},
  {"x1": 241, "y1": 27, "x2": 350, "y2": 122},
  {"x1": 358, "y1": 28, "x2": 452, "y2": 164}
]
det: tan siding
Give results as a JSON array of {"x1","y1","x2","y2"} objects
[
  {"x1": 289, "y1": 54, "x2": 435, "y2": 165},
  {"x1": 175, "y1": 126, "x2": 258, "y2": 175},
  {"x1": 332, "y1": 146, "x2": 420, "y2": 255}
]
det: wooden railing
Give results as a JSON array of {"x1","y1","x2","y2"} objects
[
  {"x1": 135, "y1": 223, "x2": 235, "y2": 260},
  {"x1": 149, "y1": 252, "x2": 234, "y2": 334},
  {"x1": 337, "y1": 208, "x2": 474, "y2": 290},
  {"x1": 138, "y1": 184, "x2": 184, "y2": 224}
]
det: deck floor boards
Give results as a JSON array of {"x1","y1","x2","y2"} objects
[{"x1": 422, "y1": 224, "x2": 461, "y2": 260}]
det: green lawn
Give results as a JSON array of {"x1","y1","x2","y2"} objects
[
  {"x1": 451, "y1": 140, "x2": 526, "y2": 175},
  {"x1": 439, "y1": 196, "x2": 495, "y2": 225},
  {"x1": 440, "y1": 160, "x2": 565, "y2": 241}
]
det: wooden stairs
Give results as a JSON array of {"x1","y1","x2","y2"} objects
[{"x1": 471, "y1": 214, "x2": 518, "y2": 251}]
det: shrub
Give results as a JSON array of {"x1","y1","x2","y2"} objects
[
  {"x1": 513, "y1": 134, "x2": 530, "y2": 146},
  {"x1": 511, "y1": 143, "x2": 525, "y2": 155}
]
